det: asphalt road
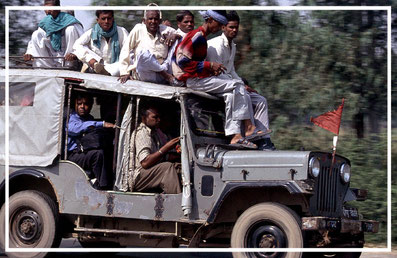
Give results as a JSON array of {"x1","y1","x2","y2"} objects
[{"x1": 1, "y1": 239, "x2": 396, "y2": 257}]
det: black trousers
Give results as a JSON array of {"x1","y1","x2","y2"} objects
[{"x1": 68, "y1": 149, "x2": 111, "y2": 188}]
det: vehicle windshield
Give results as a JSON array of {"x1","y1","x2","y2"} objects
[{"x1": 186, "y1": 95, "x2": 226, "y2": 139}]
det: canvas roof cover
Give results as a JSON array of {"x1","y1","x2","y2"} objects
[
  {"x1": 0, "y1": 69, "x2": 215, "y2": 167},
  {"x1": 0, "y1": 71, "x2": 64, "y2": 166}
]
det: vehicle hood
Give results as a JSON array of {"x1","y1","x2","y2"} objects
[{"x1": 197, "y1": 148, "x2": 311, "y2": 181}]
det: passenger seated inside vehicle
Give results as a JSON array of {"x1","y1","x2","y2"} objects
[
  {"x1": 129, "y1": 105, "x2": 182, "y2": 194},
  {"x1": 66, "y1": 93, "x2": 115, "y2": 190}
]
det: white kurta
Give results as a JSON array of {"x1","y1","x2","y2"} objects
[
  {"x1": 187, "y1": 75, "x2": 254, "y2": 136},
  {"x1": 207, "y1": 33, "x2": 241, "y2": 80},
  {"x1": 207, "y1": 33, "x2": 270, "y2": 134},
  {"x1": 73, "y1": 26, "x2": 129, "y2": 76},
  {"x1": 26, "y1": 23, "x2": 83, "y2": 68},
  {"x1": 119, "y1": 23, "x2": 176, "y2": 82}
]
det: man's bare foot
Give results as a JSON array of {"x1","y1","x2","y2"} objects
[
  {"x1": 245, "y1": 125, "x2": 257, "y2": 137},
  {"x1": 230, "y1": 134, "x2": 244, "y2": 144}
]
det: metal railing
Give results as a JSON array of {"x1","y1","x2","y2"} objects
[{"x1": 0, "y1": 55, "x2": 76, "y2": 70}]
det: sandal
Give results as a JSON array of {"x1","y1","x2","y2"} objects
[
  {"x1": 229, "y1": 138, "x2": 258, "y2": 149},
  {"x1": 245, "y1": 129, "x2": 272, "y2": 142},
  {"x1": 170, "y1": 77, "x2": 185, "y2": 87}
]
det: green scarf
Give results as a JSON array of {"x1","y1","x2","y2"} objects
[
  {"x1": 38, "y1": 12, "x2": 81, "y2": 52},
  {"x1": 91, "y1": 22, "x2": 120, "y2": 63}
]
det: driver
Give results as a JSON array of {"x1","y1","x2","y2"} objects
[{"x1": 129, "y1": 106, "x2": 181, "y2": 194}]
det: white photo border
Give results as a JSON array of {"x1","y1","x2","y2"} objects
[{"x1": 5, "y1": 5, "x2": 392, "y2": 254}]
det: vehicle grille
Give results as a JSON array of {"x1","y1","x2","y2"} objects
[
  {"x1": 316, "y1": 165, "x2": 339, "y2": 213},
  {"x1": 309, "y1": 153, "x2": 349, "y2": 217}
]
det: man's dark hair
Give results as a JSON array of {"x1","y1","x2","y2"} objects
[
  {"x1": 95, "y1": 10, "x2": 114, "y2": 18},
  {"x1": 241, "y1": 77, "x2": 249, "y2": 86},
  {"x1": 176, "y1": 10, "x2": 194, "y2": 22},
  {"x1": 44, "y1": 0, "x2": 60, "y2": 6},
  {"x1": 140, "y1": 106, "x2": 159, "y2": 118},
  {"x1": 75, "y1": 93, "x2": 93, "y2": 105},
  {"x1": 227, "y1": 11, "x2": 240, "y2": 23}
]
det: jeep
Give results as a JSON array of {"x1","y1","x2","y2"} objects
[{"x1": 0, "y1": 68, "x2": 378, "y2": 258}]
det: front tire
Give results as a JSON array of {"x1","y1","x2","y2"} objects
[
  {"x1": 0, "y1": 190, "x2": 61, "y2": 258},
  {"x1": 231, "y1": 202, "x2": 303, "y2": 258}
]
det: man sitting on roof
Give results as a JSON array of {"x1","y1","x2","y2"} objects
[
  {"x1": 24, "y1": 0, "x2": 83, "y2": 69},
  {"x1": 207, "y1": 11, "x2": 275, "y2": 150},
  {"x1": 172, "y1": 10, "x2": 265, "y2": 149},
  {"x1": 176, "y1": 10, "x2": 195, "y2": 37},
  {"x1": 118, "y1": 4, "x2": 180, "y2": 85},
  {"x1": 163, "y1": 10, "x2": 195, "y2": 77},
  {"x1": 73, "y1": 10, "x2": 128, "y2": 76}
]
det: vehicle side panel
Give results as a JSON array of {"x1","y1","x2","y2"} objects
[{"x1": 5, "y1": 161, "x2": 186, "y2": 222}]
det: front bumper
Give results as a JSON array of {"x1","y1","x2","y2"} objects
[{"x1": 301, "y1": 216, "x2": 379, "y2": 234}]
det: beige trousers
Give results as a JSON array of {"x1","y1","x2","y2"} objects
[{"x1": 134, "y1": 162, "x2": 181, "y2": 194}]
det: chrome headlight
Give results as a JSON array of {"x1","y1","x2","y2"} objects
[
  {"x1": 309, "y1": 157, "x2": 320, "y2": 178},
  {"x1": 340, "y1": 163, "x2": 351, "y2": 183}
]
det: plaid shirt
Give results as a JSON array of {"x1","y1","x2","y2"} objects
[
  {"x1": 129, "y1": 123, "x2": 165, "y2": 190},
  {"x1": 172, "y1": 26, "x2": 212, "y2": 81}
]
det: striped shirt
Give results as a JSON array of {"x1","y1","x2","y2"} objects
[{"x1": 172, "y1": 26, "x2": 212, "y2": 81}]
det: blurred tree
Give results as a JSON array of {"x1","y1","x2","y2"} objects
[
  {"x1": 297, "y1": 2, "x2": 388, "y2": 138},
  {"x1": 1, "y1": 0, "x2": 42, "y2": 57}
]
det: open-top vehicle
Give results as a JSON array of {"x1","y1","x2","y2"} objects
[{"x1": 0, "y1": 68, "x2": 378, "y2": 258}]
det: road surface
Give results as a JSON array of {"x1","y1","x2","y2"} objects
[{"x1": 1, "y1": 239, "x2": 396, "y2": 257}]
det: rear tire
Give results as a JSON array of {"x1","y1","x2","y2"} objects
[
  {"x1": 0, "y1": 190, "x2": 61, "y2": 258},
  {"x1": 231, "y1": 202, "x2": 303, "y2": 258}
]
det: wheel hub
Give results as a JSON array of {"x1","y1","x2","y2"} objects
[
  {"x1": 259, "y1": 234, "x2": 277, "y2": 248},
  {"x1": 14, "y1": 210, "x2": 42, "y2": 243},
  {"x1": 20, "y1": 220, "x2": 35, "y2": 234},
  {"x1": 247, "y1": 224, "x2": 287, "y2": 258}
]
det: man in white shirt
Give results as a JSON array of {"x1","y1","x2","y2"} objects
[
  {"x1": 207, "y1": 11, "x2": 275, "y2": 150},
  {"x1": 73, "y1": 10, "x2": 128, "y2": 76},
  {"x1": 24, "y1": 0, "x2": 83, "y2": 69},
  {"x1": 118, "y1": 7, "x2": 177, "y2": 85},
  {"x1": 176, "y1": 10, "x2": 195, "y2": 38}
]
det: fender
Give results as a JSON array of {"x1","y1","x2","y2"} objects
[
  {"x1": 0, "y1": 169, "x2": 46, "y2": 202},
  {"x1": 206, "y1": 181, "x2": 305, "y2": 223}
]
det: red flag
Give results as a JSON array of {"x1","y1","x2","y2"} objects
[{"x1": 310, "y1": 99, "x2": 345, "y2": 135}]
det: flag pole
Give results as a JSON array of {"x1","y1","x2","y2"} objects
[
  {"x1": 310, "y1": 98, "x2": 345, "y2": 177},
  {"x1": 330, "y1": 135, "x2": 338, "y2": 176}
]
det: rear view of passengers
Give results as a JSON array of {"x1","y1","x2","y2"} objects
[
  {"x1": 73, "y1": 10, "x2": 129, "y2": 76},
  {"x1": 24, "y1": 0, "x2": 83, "y2": 68}
]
